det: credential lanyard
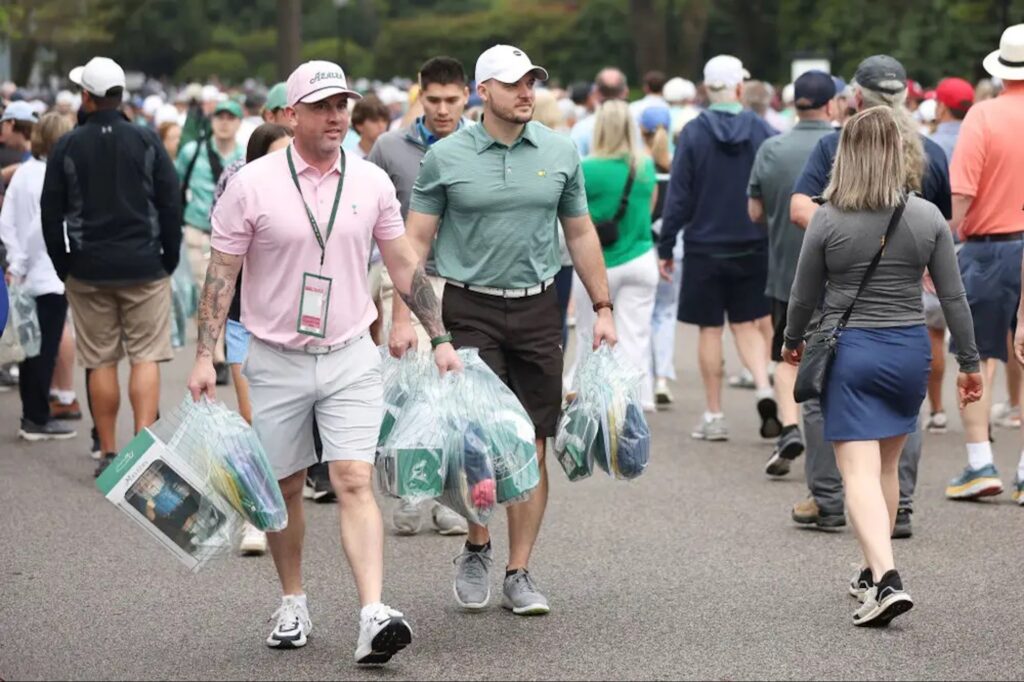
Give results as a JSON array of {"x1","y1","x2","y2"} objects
[{"x1": 286, "y1": 145, "x2": 346, "y2": 269}]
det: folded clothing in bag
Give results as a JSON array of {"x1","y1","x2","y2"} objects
[
  {"x1": 554, "y1": 399, "x2": 598, "y2": 481},
  {"x1": 440, "y1": 422, "x2": 496, "y2": 526}
]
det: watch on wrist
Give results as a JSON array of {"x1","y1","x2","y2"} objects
[
  {"x1": 430, "y1": 332, "x2": 454, "y2": 349},
  {"x1": 593, "y1": 301, "x2": 614, "y2": 313}
]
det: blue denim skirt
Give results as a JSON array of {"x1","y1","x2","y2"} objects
[{"x1": 822, "y1": 325, "x2": 930, "y2": 442}]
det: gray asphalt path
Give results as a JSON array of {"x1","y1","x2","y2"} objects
[{"x1": 2, "y1": 326, "x2": 1023, "y2": 680}]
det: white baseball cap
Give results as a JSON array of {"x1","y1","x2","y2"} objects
[
  {"x1": 475, "y1": 45, "x2": 548, "y2": 85},
  {"x1": 286, "y1": 60, "x2": 362, "y2": 108},
  {"x1": 703, "y1": 55, "x2": 750, "y2": 90},
  {"x1": 201, "y1": 85, "x2": 221, "y2": 103},
  {"x1": 69, "y1": 57, "x2": 126, "y2": 97},
  {"x1": 663, "y1": 77, "x2": 696, "y2": 103},
  {"x1": 154, "y1": 104, "x2": 180, "y2": 127}
]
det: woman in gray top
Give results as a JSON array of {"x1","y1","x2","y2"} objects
[{"x1": 783, "y1": 107, "x2": 983, "y2": 628}]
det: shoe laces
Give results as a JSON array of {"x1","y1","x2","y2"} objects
[
  {"x1": 508, "y1": 569, "x2": 539, "y2": 594},
  {"x1": 269, "y1": 599, "x2": 303, "y2": 631},
  {"x1": 454, "y1": 548, "x2": 492, "y2": 578}
]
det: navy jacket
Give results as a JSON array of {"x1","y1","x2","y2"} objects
[
  {"x1": 41, "y1": 109, "x2": 181, "y2": 283},
  {"x1": 659, "y1": 109, "x2": 777, "y2": 258}
]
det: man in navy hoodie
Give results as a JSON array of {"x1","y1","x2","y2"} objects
[{"x1": 659, "y1": 55, "x2": 781, "y2": 443}]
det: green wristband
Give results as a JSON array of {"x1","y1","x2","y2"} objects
[{"x1": 430, "y1": 333, "x2": 454, "y2": 349}]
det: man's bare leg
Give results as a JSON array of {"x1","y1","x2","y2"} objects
[
  {"x1": 330, "y1": 461, "x2": 384, "y2": 606},
  {"x1": 89, "y1": 365, "x2": 120, "y2": 453},
  {"x1": 128, "y1": 361, "x2": 160, "y2": 433},
  {"x1": 698, "y1": 327, "x2": 725, "y2": 413},
  {"x1": 507, "y1": 439, "x2": 549, "y2": 571},
  {"x1": 266, "y1": 470, "x2": 307, "y2": 596}
]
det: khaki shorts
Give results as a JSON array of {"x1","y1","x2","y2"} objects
[
  {"x1": 380, "y1": 267, "x2": 445, "y2": 347},
  {"x1": 65, "y1": 276, "x2": 173, "y2": 368},
  {"x1": 243, "y1": 334, "x2": 383, "y2": 480}
]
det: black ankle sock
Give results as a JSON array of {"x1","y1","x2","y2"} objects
[
  {"x1": 465, "y1": 540, "x2": 491, "y2": 553},
  {"x1": 781, "y1": 424, "x2": 799, "y2": 436},
  {"x1": 505, "y1": 568, "x2": 526, "y2": 578}
]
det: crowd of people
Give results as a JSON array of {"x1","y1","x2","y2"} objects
[{"x1": 1, "y1": 20, "x2": 1023, "y2": 663}]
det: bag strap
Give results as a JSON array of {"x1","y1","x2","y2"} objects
[
  {"x1": 206, "y1": 137, "x2": 225, "y2": 184},
  {"x1": 610, "y1": 158, "x2": 637, "y2": 223},
  {"x1": 837, "y1": 196, "x2": 907, "y2": 329},
  {"x1": 180, "y1": 132, "x2": 208, "y2": 203}
]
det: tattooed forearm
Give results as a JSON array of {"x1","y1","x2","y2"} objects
[
  {"x1": 196, "y1": 249, "x2": 242, "y2": 360},
  {"x1": 397, "y1": 264, "x2": 446, "y2": 339}
]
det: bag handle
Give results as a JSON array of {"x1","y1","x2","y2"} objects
[
  {"x1": 837, "y1": 195, "x2": 907, "y2": 329},
  {"x1": 610, "y1": 158, "x2": 637, "y2": 224}
]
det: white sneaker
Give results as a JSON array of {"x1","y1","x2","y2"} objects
[
  {"x1": 992, "y1": 402, "x2": 1022, "y2": 429},
  {"x1": 430, "y1": 502, "x2": 468, "y2": 536},
  {"x1": 655, "y1": 377, "x2": 674, "y2": 406},
  {"x1": 266, "y1": 595, "x2": 312, "y2": 649},
  {"x1": 302, "y1": 477, "x2": 315, "y2": 500},
  {"x1": 925, "y1": 411, "x2": 948, "y2": 434},
  {"x1": 355, "y1": 603, "x2": 412, "y2": 665},
  {"x1": 239, "y1": 523, "x2": 268, "y2": 556},
  {"x1": 393, "y1": 499, "x2": 422, "y2": 535}
]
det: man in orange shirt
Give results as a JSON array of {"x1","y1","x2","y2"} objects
[{"x1": 946, "y1": 24, "x2": 1024, "y2": 505}]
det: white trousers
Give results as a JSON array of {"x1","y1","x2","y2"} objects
[{"x1": 570, "y1": 249, "x2": 659, "y2": 408}]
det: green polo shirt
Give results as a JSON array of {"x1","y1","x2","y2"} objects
[
  {"x1": 176, "y1": 138, "x2": 243, "y2": 232},
  {"x1": 410, "y1": 120, "x2": 589, "y2": 289}
]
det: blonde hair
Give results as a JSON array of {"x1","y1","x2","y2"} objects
[
  {"x1": 31, "y1": 112, "x2": 72, "y2": 159},
  {"x1": 642, "y1": 127, "x2": 671, "y2": 171},
  {"x1": 532, "y1": 89, "x2": 562, "y2": 130},
  {"x1": 592, "y1": 100, "x2": 642, "y2": 164},
  {"x1": 856, "y1": 84, "x2": 925, "y2": 192},
  {"x1": 823, "y1": 106, "x2": 906, "y2": 211}
]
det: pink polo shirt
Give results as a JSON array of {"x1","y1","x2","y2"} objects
[{"x1": 211, "y1": 142, "x2": 404, "y2": 348}]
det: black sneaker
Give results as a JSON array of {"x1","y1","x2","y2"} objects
[
  {"x1": 19, "y1": 419, "x2": 77, "y2": 442},
  {"x1": 757, "y1": 397, "x2": 783, "y2": 439},
  {"x1": 90, "y1": 428, "x2": 102, "y2": 460},
  {"x1": 94, "y1": 452, "x2": 117, "y2": 478},
  {"x1": 891, "y1": 508, "x2": 912, "y2": 539},
  {"x1": 308, "y1": 463, "x2": 336, "y2": 503},
  {"x1": 215, "y1": 362, "x2": 230, "y2": 386},
  {"x1": 765, "y1": 427, "x2": 805, "y2": 477},
  {"x1": 853, "y1": 569, "x2": 913, "y2": 627},
  {"x1": 849, "y1": 566, "x2": 873, "y2": 601}
]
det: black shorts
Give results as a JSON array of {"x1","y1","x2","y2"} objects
[
  {"x1": 443, "y1": 285, "x2": 563, "y2": 438},
  {"x1": 770, "y1": 297, "x2": 788, "y2": 362},
  {"x1": 679, "y1": 250, "x2": 771, "y2": 327}
]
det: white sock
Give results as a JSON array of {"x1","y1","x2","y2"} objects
[
  {"x1": 966, "y1": 442, "x2": 994, "y2": 471},
  {"x1": 284, "y1": 593, "x2": 306, "y2": 607},
  {"x1": 704, "y1": 411, "x2": 723, "y2": 421},
  {"x1": 755, "y1": 387, "x2": 774, "y2": 402},
  {"x1": 360, "y1": 601, "x2": 383, "y2": 622},
  {"x1": 50, "y1": 389, "x2": 76, "y2": 405},
  {"x1": 1017, "y1": 450, "x2": 1024, "y2": 481}
]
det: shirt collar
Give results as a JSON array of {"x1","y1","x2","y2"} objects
[
  {"x1": 289, "y1": 141, "x2": 343, "y2": 177},
  {"x1": 793, "y1": 120, "x2": 834, "y2": 130},
  {"x1": 471, "y1": 118, "x2": 538, "y2": 153},
  {"x1": 415, "y1": 116, "x2": 466, "y2": 146},
  {"x1": 708, "y1": 102, "x2": 743, "y2": 115}
]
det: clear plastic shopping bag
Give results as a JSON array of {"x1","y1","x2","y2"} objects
[
  {"x1": 9, "y1": 283, "x2": 40, "y2": 358},
  {"x1": 170, "y1": 242, "x2": 198, "y2": 349}
]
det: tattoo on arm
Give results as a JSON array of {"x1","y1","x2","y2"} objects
[
  {"x1": 196, "y1": 249, "x2": 242, "y2": 360},
  {"x1": 397, "y1": 265, "x2": 445, "y2": 339}
]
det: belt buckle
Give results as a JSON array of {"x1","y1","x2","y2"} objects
[{"x1": 306, "y1": 345, "x2": 331, "y2": 355}]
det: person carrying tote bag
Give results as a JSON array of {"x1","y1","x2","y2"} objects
[{"x1": 782, "y1": 107, "x2": 982, "y2": 627}]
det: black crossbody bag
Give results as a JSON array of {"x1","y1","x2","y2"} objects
[
  {"x1": 793, "y1": 196, "x2": 907, "y2": 403},
  {"x1": 594, "y1": 159, "x2": 636, "y2": 248}
]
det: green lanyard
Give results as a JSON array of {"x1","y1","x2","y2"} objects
[{"x1": 286, "y1": 146, "x2": 346, "y2": 268}]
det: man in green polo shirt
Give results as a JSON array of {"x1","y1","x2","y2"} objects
[
  {"x1": 177, "y1": 99, "x2": 244, "y2": 383},
  {"x1": 391, "y1": 44, "x2": 618, "y2": 616}
]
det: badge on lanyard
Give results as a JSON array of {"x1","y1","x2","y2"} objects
[{"x1": 287, "y1": 145, "x2": 346, "y2": 338}]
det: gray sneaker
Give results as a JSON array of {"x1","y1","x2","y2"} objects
[
  {"x1": 392, "y1": 499, "x2": 421, "y2": 535},
  {"x1": 453, "y1": 545, "x2": 492, "y2": 610},
  {"x1": 765, "y1": 427, "x2": 805, "y2": 477},
  {"x1": 430, "y1": 502, "x2": 468, "y2": 536},
  {"x1": 502, "y1": 569, "x2": 550, "y2": 616},
  {"x1": 691, "y1": 414, "x2": 728, "y2": 441}
]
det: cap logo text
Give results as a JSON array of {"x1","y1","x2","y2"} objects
[{"x1": 309, "y1": 71, "x2": 345, "y2": 85}]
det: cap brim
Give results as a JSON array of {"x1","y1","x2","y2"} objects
[
  {"x1": 69, "y1": 66, "x2": 84, "y2": 86},
  {"x1": 293, "y1": 86, "x2": 362, "y2": 107},
  {"x1": 490, "y1": 66, "x2": 549, "y2": 85},
  {"x1": 983, "y1": 50, "x2": 1024, "y2": 81}
]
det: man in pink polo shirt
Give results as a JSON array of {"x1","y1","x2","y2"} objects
[
  {"x1": 945, "y1": 24, "x2": 1024, "y2": 504},
  {"x1": 187, "y1": 60, "x2": 461, "y2": 665}
]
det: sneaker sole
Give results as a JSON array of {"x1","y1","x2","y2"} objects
[
  {"x1": 453, "y1": 583, "x2": 490, "y2": 611},
  {"x1": 691, "y1": 432, "x2": 728, "y2": 441},
  {"x1": 757, "y1": 399, "x2": 783, "y2": 439},
  {"x1": 312, "y1": 491, "x2": 337, "y2": 504},
  {"x1": 356, "y1": 619, "x2": 412, "y2": 665},
  {"x1": 945, "y1": 478, "x2": 1004, "y2": 499},
  {"x1": 854, "y1": 594, "x2": 914, "y2": 627},
  {"x1": 655, "y1": 393, "x2": 672, "y2": 405},
  {"x1": 434, "y1": 525, "x2": 469, "y2": 536},
  {"x1": 239, "y1": 542, "x2": 268, "y2": 556},
  {"x1": 765, "y1": 452, "x2": 791, "y2": 477},
  {"x1": 19, "y1": 430, "x2": 77, "y2": 442},
  {"x1": 891, "y1": 524, "x2": 912, "y2": 540},
  {"x1": 501, "y1": 596, "x2": 550, "y2": 616}
]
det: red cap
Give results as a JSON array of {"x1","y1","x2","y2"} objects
[
  {"x1": 935, "y1": 77, "x2": 974, "y2": 114},
  {"x1": 906, "y1": 79, "x2": 925, "y2": 101}
]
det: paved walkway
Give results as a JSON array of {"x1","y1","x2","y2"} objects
[{"x1": 1, "y1": 326, "x2": 1022, "y2": 680}]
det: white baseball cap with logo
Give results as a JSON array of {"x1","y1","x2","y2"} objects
[
  {"x1": 475, "y1": 45, "x2": 549, "y2": 85},
  {"x1": 703, "y1": 55, "x2": 750, "y2": 90},
  {"x1": 69, "y1": 57, "x2": 126, "y2": 97},
  {"x1": 287, "y1": 61, "x2": 362, "y2": 108}
]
